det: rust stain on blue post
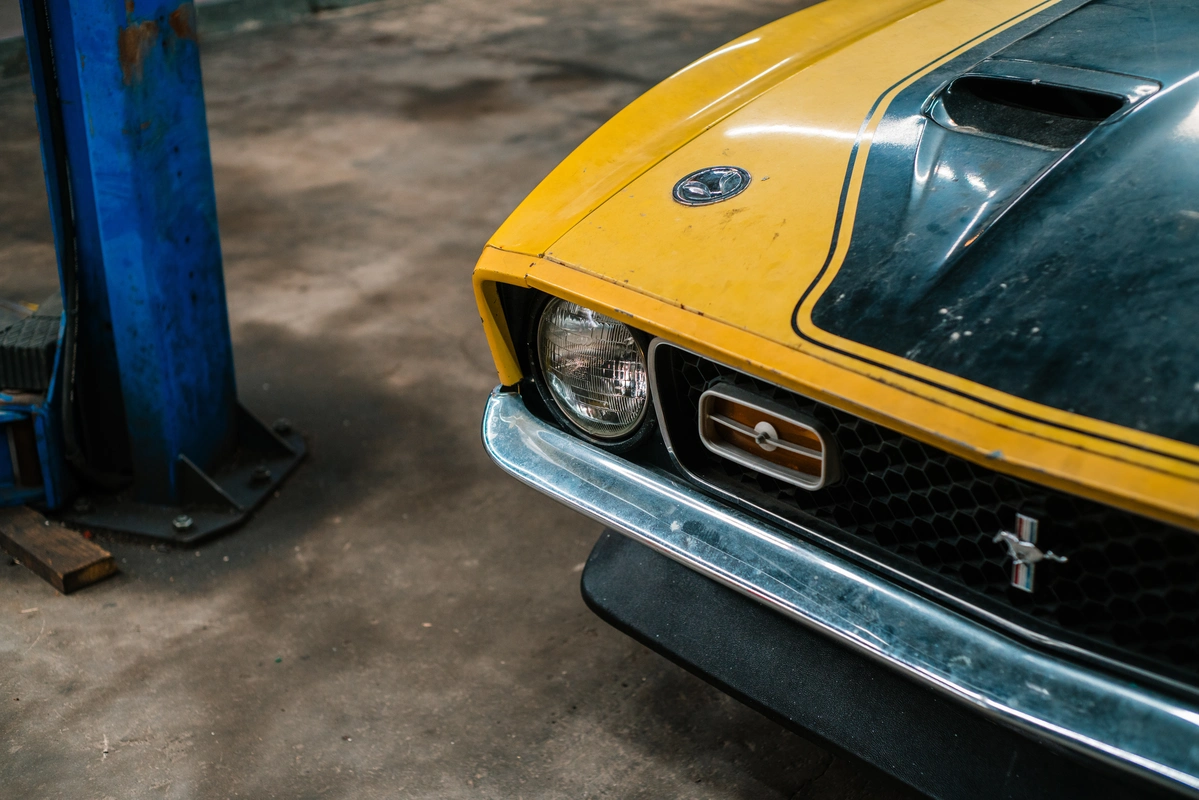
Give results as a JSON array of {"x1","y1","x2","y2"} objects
[
  {"x1": 38, "y1": 0, "x2": 237, "y2": 503},
  {"x1": 167, "y1": 3, "x2": 196, "y2": 40},
  {"x1": 117, "y1": 20, "x2": 157, "y2": 84}
]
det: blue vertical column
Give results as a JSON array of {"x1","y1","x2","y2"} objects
[{"x1": 32, "y1": 0, "x2": 237, "y2": 503}]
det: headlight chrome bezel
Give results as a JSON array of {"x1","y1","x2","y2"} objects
[{"x1": 529, "y1": 295, "x2": 655, "y2": 452}]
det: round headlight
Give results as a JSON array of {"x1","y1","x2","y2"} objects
[{"x1": 536, "y1": 298, "x2": 649, "y2": 440}]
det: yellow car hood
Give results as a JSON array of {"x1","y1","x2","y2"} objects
[{"x1": 476, "y1": 0, "x2": 1199, "y2": 530}]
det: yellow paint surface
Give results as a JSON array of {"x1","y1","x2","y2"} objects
[{"x1": 489, "y1": 0, "x2": 943, "y2": 256}]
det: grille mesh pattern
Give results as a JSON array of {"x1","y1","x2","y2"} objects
[{"x1": 655, "y1": 347, "x2": 1199, "y2": 682}]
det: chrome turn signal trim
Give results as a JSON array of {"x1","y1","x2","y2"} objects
[
  {"x1": 481, "y1": 388, "x2": 1199, "y2": 798},
  {"x1": 697, "y1": 382, "x2": 836, "y2": 490}
]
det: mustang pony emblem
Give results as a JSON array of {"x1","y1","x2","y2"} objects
[
  {"x1": 672, "y1": 166, "x2": 751, "y2": 206},
  {"x1": 993, "y1": 513, "x2": 1067, "y2": 593}
]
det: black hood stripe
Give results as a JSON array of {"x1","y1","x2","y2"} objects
[{"x1": 787, "y1": 0, "x2": 1199, "y2": 467}]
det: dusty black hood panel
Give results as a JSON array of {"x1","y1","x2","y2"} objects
[{"x1": 805, "y1": 0, "x2": 1199, "y2": 447}]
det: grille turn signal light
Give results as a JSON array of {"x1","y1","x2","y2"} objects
[{"x1": 698, "y1": 382, "x2": 837, "y2": 490}]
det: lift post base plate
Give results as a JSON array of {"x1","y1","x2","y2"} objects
[{"x1": 57, "y1": 406, "x2": 306, "y2": 544}]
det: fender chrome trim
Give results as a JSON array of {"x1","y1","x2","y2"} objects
[{"x1": 481, "y1": 388, "x2": 1199, "y2": 796}]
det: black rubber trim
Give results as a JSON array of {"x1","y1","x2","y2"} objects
[{"x1": 581, "y1": 529, "x2": 1180, "y2": 800}]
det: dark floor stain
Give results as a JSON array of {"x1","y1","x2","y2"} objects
[
  {"x1": 527, "y1": 58, "x2": 651, "y2": 91},
  {"x1": 400, "y1": 78, "x2": 515, "y2": 121}
]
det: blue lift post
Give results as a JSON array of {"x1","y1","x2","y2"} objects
[{"x1": 16, "y1": 0, "x2": 304, "y2": 541}]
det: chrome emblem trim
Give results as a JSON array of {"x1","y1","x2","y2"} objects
[
  {"x1": 672, "y1": 166, "x2": 751, "y2": 206},
  {"x1": 697, "y1": 382, "x2": 836, "y2": 490},
  {"x1": 994, "y1": 513, "x2": 1067, "y2": 593}
]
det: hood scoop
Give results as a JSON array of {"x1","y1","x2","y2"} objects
[
  {"x1": 927, "y1": 59, "x2": 1159, "y2": 149},
  {"x1": 848, "y1": 59, "x2": 1161, "y2": 305}
]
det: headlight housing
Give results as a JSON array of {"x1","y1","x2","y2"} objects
[{"x1": 535, "y1": 298, "x2": 649, "y2": 442}]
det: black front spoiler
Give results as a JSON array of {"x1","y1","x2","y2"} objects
[{"x1": 581, "y1": 529, "x2": 1178, "y2": 800}]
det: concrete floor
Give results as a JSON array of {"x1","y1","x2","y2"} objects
[{"x1": 0, "y1": 2, "x2": 921, "y2": 797}]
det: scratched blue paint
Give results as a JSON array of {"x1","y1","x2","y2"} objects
[
  {"x1": 29, "y1": 315, "x2": 69, "y2": 508},
  {"x1": 27, "y1": 0, "x2": 237, "y2": 503},
  {"x1": 0, "y1": 316, "x2": 69, "y2": 507},
  {"x1": 22, "y1": 0, "x2": 132, "y2": 477}
]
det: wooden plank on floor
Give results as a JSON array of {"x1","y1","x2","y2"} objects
[{"x1": 0, "y1": 506, "x2": 117, "y2": 593}]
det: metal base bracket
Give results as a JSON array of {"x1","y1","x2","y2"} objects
[{"x1": 56, "y1": 406, "x2": 306, "y2": 544}]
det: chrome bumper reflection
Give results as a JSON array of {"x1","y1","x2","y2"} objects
[{"x1": 482, "y1": 388, "x2": 1199, "y2": 796}]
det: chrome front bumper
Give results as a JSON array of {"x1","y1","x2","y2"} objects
[{"x1": 481, "y1": 388, "x2": 1199, "y2": 796}]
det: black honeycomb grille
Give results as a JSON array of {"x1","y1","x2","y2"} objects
[{"x1": 653, "y1": 346, "x2": 1199, "y2": 684}]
